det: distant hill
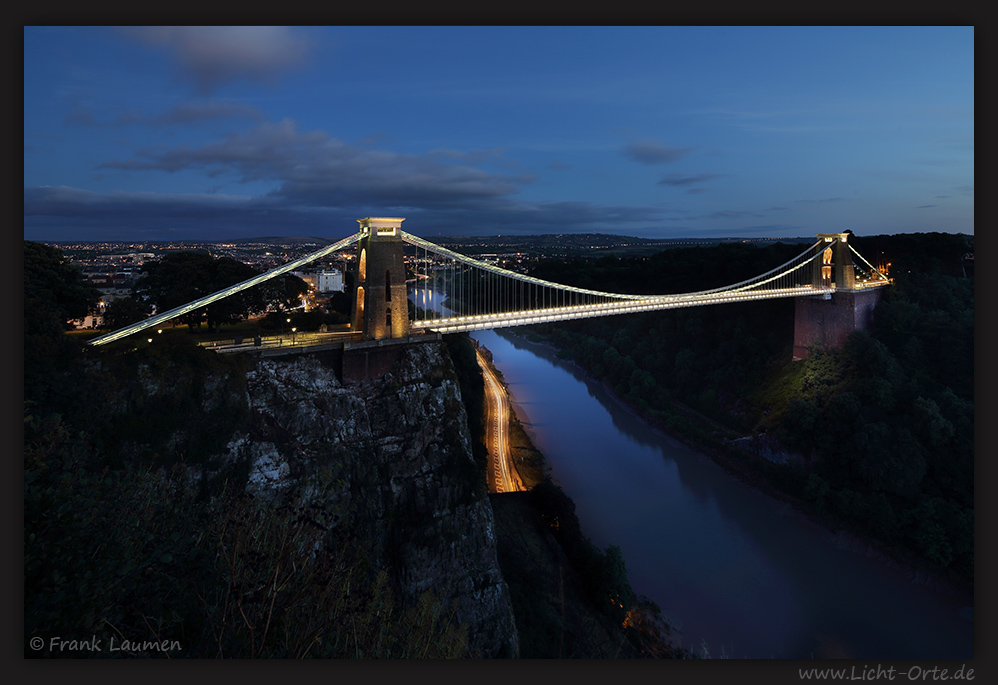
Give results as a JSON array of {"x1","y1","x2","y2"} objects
[
  {"x1": 43, "y1": 233, "x2": 814, "y2": 260},
  {"x1": 224, "y1": 236, "x2": 335, "y2": 245},
  {"x1": 426, "y1": 233, "x2": 813, "y2": 258}
]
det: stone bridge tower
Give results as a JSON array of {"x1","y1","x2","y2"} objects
[
  {"x1": 793, "y1": 231, "x2": 882, "y2": 360},
  {"x1": 351, "y1": 217, "x2": 410, "y2": 341}
]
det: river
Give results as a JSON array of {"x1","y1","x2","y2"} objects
[{"x1": 469, "y1": 327, "x2": 973, "y2": 660}]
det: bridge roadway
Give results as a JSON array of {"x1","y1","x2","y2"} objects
[{"x1": 411, "y1": 284, "x2": 839, "y2": 334}]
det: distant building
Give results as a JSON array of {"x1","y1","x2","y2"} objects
[
  {"x1": 71, "y1": 314, "x2": 103, "y2": 330},
  {"x1": 86, "y1": 273, "x2": 135, "y2": 303},
  {"x1": 315, "y1": 268, "x2": 344, "y2": 293},
  {"x1": 291, "y1": 268, "x2": 344, "y2": 294}
]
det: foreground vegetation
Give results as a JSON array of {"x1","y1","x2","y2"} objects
[
  {"x1": 521, "y1": 233, "x2": 973, "y2": 588},
  {"x1": 26, "y1": 330, "x2": 490, "y2": 657},
  {"x1": 25, "y1": 242, "x2": 471, "y2": 657},
  {"x1": 26, "y1": 413, "x2": 469, "y2": 658}
]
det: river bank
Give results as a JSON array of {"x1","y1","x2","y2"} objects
[
  {"x1": 494, "y1": 327, "x2": 973, "y2": 609},
  {"x1": 474, "y1": 338, "x2": 694, "y2": 657}
]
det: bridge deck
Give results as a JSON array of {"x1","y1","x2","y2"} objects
[{"x1": 410, "y1": 284, "x2": 864, "y2": 334}]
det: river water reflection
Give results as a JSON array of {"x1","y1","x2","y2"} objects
[{"x1": 469, "y1": 327, "x2": 973, "y2": 659}]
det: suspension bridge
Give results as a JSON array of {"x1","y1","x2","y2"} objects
[{"x1": 87, "y1": 217, "x2": 890, "y2": 357}]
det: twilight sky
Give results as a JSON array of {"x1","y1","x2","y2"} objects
[{"x1": 24, "y1": 25, "x2": 974, "y2": 243}]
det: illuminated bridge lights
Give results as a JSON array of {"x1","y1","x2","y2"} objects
[
  {"x1": 88, "y1": 227, "x2": 888, "y2": 347},
  {"x1": 411, "y1": 285, "x2": 840, "y2": 334}
]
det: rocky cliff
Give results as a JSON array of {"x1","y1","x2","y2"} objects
[{"x1": 220, "y1": 341, "x2": 519, "y2": 657}]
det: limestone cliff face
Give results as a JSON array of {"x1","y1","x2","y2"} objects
[{"x1": 223, "y1": 342, "x2": 519, "y2": 657}]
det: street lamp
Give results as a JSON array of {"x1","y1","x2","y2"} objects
[{"x1": 291, "y1": 327, "x2": 297, "y2": 345}]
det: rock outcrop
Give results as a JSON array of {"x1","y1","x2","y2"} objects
[{"x1": 222, "y1": 341, "x2": 519, "y2": 657}]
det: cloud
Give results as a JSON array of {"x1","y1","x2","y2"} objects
[
  {"x1": 622, "y1": 141, "x2": 694, "y2": 165},
  {"x1": 426, "y1": 147, "x2": 528, "y2": 174},
  {"x1": 97, "y1": 119, "x2": 537, "y2": 211},
  {"x1": 24, "y1": 185, "x2": 336, "y2": 241},
  {"x1": 24, "y1": 185, "x2": 262, "y2": 217},
  {"x1": 152, "y1": 101, "x2": 265, "y2": 126},
  {"x1": 660, "y1": 208, "x2": 769, "y2": 223},
  {"x1": 24, "y1": 183, "x2": 671, "y2": 241},
  {"x1": 61, "y1": 95, "x2": 263, "y2": 130},
  {"x1": 427, "y1": 148, "x2": 506, "y2": 164},
  {"x1": 656, "y1": 172, "x2": 728, "y2": 187},
  {"x1": 120, "y1": 26, "x2": 311, "y2": 95},
  {"x1": 916, "y1": 205, "x2": 936, "y2": 209},
  {"x1": 794, "y1": 197, "x2": 845, "y2": 204},
  {"x1": 29, "y1": 117, "x2": 675, "y2": 239},
  {"x1": 704, "y1": 210, "x2": 758, "y2": 220},
  {"x1": 726, "y1": 224, "x2": 808, "y2": 235},
  {"x1": 63, "y1": 93, "x2": 99, "y2": 127}
]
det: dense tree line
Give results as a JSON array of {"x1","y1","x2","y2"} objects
[
  {"x1": 766, "y1": 260, "x2": 973, "y2": 576},
  {"x1": 24, "y1": 241, "x2": 102, "y2": 409},
  {"x1": 524, "y1": 233, "x2": 974, "y2": 584}
]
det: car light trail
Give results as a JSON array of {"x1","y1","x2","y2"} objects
[{"x1": 477, "y1": 347, "x2": 523, "y2": 494}]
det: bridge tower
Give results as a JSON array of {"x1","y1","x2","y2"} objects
[
  {"x1": 793, "y1": 231, "x2": 882, "y2": 360},
  {"x1": 351, "y1": 217, "x2": 410, "y2": 341}
]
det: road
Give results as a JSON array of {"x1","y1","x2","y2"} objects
[{"x1": 476, "y1": 346, "x2": 524, "y2": 494}]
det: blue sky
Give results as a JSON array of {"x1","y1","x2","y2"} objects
[{"x1": 23, "y1": 26, "x2": 974, "y2": 242}]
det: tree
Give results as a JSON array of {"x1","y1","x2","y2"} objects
[
  {"x1": 100, "y1": 295, "x2": 152, "y2": 331},
  {"x1": 595, "y1": 544, "x2": 636, "y2": 624},
  {"x1": 135, "y1": 251, "x2": 217, "y2": 330},
  {"x1": 203, "y1": 256, "x2": 265, "y2": 331},
  {"x1": 259, "y1": 273, "x2": 309, "y2": 314},
  {"x1": 24, "y1": 241, "x2": 100, "y2": 336},
  {"x1": 24, "y1": 241, "x2": 101, "y2": 408},
  {"x1": 135, "y1": 251, "x2": 285, "y2": 333}
]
